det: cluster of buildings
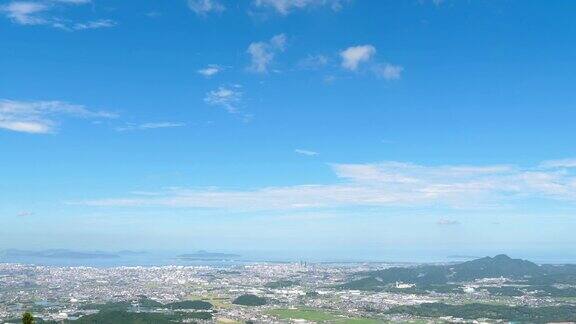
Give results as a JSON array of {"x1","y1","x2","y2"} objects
[{"x1": 0, "y1": 262, "x2": 570, "y2": 323}]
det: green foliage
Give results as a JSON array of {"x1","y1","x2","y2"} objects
[
  {"x1": 166, "y1": 300, "x2": 213, "y2": 310},
  {"x1": 532, "y1": 285, "x2": 576, "y2": 297},
  {"x1": 136, "y1": 297, "x2": 163, "y2": 308},
  {"x1": 341, "y1": 265, "x2": 449, "y2": 290},
  {"x1": 71, "y1": 311, "x2": 175, "y2": 324},
  {"x1": 68, "y1": 310, "x2": 212, "y2": 323},
  {"x1": 267, "y1": 308, "x2": 382, "y2": 323},
  {"x1": 305, "y1": 291, "x2": 320, "y2": 298},
  {"x1": 267, "y1": 308, "x2": 339, "y2": 321},
  {"x1": 80, "y1": 301, "x2": 132, "y2": 312},
  {"x1": 483, "y1": 286, "x2": 525, "y2": 296},
  {"x1": 386, "y1": 303, "x2": 576, "y2": 322},
  {"x1": 342, "y1": 254, "x2": 576, "y2": 292},
  {"x1": 265, "y1": 280, "x2": 297, "y2": 289},
  {"x1": 22, "y1": 312, "x2": 34, "y2": 324},
  {"x1": 450, "y1": 254, "x2": 541, "y2": 281},
  {"x1": 232, "y1": 294, "x2": 267, "y2": 306}
]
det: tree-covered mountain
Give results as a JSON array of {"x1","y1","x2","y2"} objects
[
  {"x1": 342, "y1": 254, "x2": 576, "y2": 291},
  {"x1": 232, "y1": 294, "x2": 267, "y2": 306},
  {"x1": 448, "y1": 254, "x2": 542, "y2": 281}
]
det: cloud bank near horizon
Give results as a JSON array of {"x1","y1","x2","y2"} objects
[{"x1": 76, "y1": 159, "x2": 576, "y2": 211}]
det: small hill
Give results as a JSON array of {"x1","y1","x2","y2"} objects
[
  {"x1": 450, "y1": 254, "x2": 541, "y2": 281},
  {"x1": 232, "y1": 294, "x2": 267, "y2": 306},
  {"x1": 166, "y1": 300, "x2": 213, "y2": 310},
  {"x1": 66, "y1": 310, "x2": 212, "y2": 323},
  {"x1": 70, "y1": 311, "x2": 177, "y2": 324}
]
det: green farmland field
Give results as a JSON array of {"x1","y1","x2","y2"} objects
[{"x1": 266, "y1": 308, "x2": 383, "y2": 323}]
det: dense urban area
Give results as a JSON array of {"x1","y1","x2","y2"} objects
[{"x1": 2, "y1": 253, "x2": 576, "y2": 323}]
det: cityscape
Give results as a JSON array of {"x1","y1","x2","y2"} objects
[
  {"x1": 2, "y1": 0, "x2": 576, "y2": 323},
  {"x1": 2, "y1": 252, "x2": 576, "y2": 323}
]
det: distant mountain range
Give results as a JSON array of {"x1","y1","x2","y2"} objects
[
  {"x1": 342, "y1": 254, "x2": 576, "y2": 290},
  {"x1": 0, "y1": 249, "x2": 147, "y2": 259},
  {"x1": 176, "y1": 250, "x2": 241, "y2": 260},
  {"x1": 0, "y1": 249, "x2": 241, "y2": 262}
]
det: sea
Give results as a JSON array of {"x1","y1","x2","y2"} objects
[{"x1": 2, "y1": 248, "x2": 576, "y2": 268}]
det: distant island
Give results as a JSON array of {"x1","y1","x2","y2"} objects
[
  {"x1": 176, "y1": 250, "x2": 241, "y2": 261},
  {"x1": 116, "y1": 250, "x2": 149, "y2": 256}
]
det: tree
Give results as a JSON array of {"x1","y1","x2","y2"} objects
[{"x1": 22, "y1": 312, "x2": 34, "y2": 324}]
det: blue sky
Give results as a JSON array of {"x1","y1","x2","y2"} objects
[{"x1": 1, "y1": 0, "x2": 576, "y2": 260}]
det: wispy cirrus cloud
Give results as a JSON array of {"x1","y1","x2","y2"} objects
[
  {"x1": 0, "y1": 1, "x2": 48, "y2": 25},
  {"x1": 0, "y1": 99, "x2": 116, "y2": 134},
  {"x1": 540, "y1": 158, "x2": 576, "y2": 169},
  {"x1": 0, "y1": 0, "x2": 116, "y2": 30},
  {"x1": 115, "y1": 122, "x2": 185, "y2": 132},
  {"x1": 436, "y1": 218, "x2": 460, "y2": 226},
  {"x1": 187, "y1": 0, "x2": 225, "y2": 15},
  {"x1": 76, "y1": 160, "x2": 576, "y2": 211},
  {"x1": 197, "y1": 64, "x2": 223, "y2": 77},
  {"x1": 297, "y1": 54, "x2": 329, "y2": 70},
  {"x1": 70, "y1": 19, "x2": 115, "y2": 30},
  {"x1": 247, "y1": 34, "x2": 287, "y2": 73},
  {"x1": 204, "y1": 86, "x2": 243, "y2": 113},
  {"x1": 372, "y1": 63, "x2": 404, "y2": 80},
  {"x1": 295, "y1": 149, "x2": 319, "y2": 156},
  {"x1": 252, "y1": 0, "x2": 346, "y2": 15}
]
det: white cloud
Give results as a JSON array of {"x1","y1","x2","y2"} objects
[
  {"x1": 76, "y1": 160, "x2": 576, "y2": 211},
  {"x1": 187, "y1": 0, "x2": 225, "y2": 15},
  {"x1": 0, "y1": 99, "x2": 116, "y2": 134},
  {"x1": 253, "y1": 0, "x2": 345, "y2": 15},
  {"x1": 340, "y1": 45, "x2": 376, "y2": 71},
  {"x1": 71, "y1": 19, "x2": 116, "y2": 30},
  {"x1": 540, "y1": 158, "x2": 576, "y2": 169},
  {"x1": 52, "y1": 0, "x2": 91, "y2": 3},
  {"x1": 204, "y1": 86, "x2": 242, "y2": 113},
  {"x1": 373, "y1": 63, "x2": 403, "y2": 80},
  {"x1": 0, "y1": 0, "x2": 115, "y2": 30},
  {"x1": 17, "y1": 211, "x2": 34, "y2": 217},
  {"x1": 436, "y1": 218, "x2": 460, "y2": 226},
  {"x1": 247, "y1": 34, "x2": 287, "y2": 73},
  {"x1": 297, "y1": 54, "x2": 329, "y2": 70},
  {"x1": 0, "y1": 121, "x2": 51, "y2": 134},
  {"x1": 116, "y1": 122, "x2": 185, "y2": 132},
  {"x1": 0, "y1": 1, "x2": 49, "y2": 25},
  {"x1": 295, "y1": 149, "x2": 319, "y2": 156},
  {"x1": 340, "y1": 45, "x2": 403, "y2": 80},
  {"x1": 197, "y1": 64, "x2": 222, "y2": 77}
]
